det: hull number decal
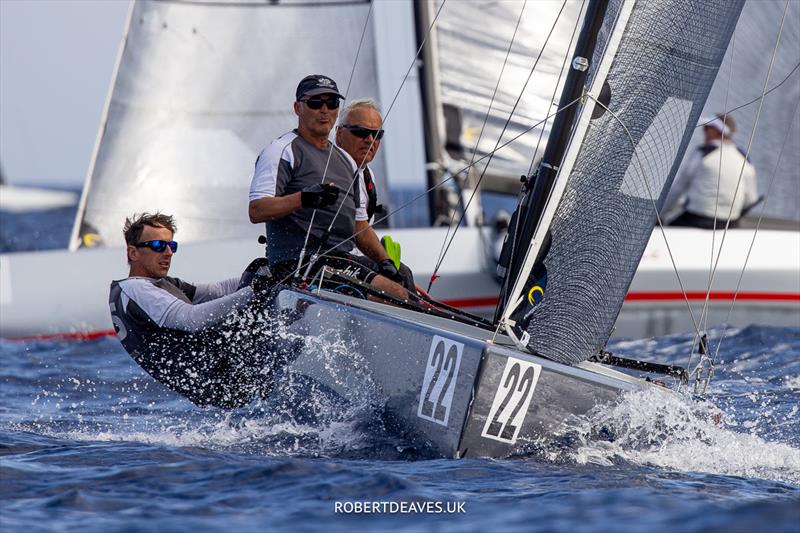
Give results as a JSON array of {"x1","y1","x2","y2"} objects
[
  {"x1": 482, "y1": 358, "x2": 542, "y2": 443},
  {"x1": 417, "y1": 336, "x2": 463, "y2": 426}
]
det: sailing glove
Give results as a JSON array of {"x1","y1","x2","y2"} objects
[
  {"x1": 376, "y1": 259, "x2": 404, "y2": 285},
  {"x1": 301, "y1": 183, "x2": 340, "y2": 208}
]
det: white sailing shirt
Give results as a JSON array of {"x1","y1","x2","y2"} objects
[{"x1": 663, "y1": 140, "x2": 758, "y2": 222}]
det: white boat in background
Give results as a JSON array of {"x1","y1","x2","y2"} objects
[
  {"x1": 1, "y1": 225, "x2": 797, "y2": 340},
  {"x1": 0, "y1": 0, "x2": 798, "y2": 341},
  {"x1": 0, "y1": 184, "x2": 77, "y2": 213}
]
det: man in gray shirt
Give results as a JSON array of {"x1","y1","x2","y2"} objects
[
  {"x1": 109, "y1": 212, "x2": 291, "y2": 408},
  {"x1": 248, "y1": 74, "x2": 408, "y2": 299}
]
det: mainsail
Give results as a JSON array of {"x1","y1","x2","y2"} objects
[{"x1": 499, "y1": 0, "x2": 745, "y2": 364}]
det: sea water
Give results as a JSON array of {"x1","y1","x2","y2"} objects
[{"x1": 1, "y1": 209, "x2": 799, "y2": 532}]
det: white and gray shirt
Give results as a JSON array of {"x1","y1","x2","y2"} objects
[
  {"x1": 111, "y1": 276, "x2": 252, "y2": 335},
  {"x1": 250, "y1": 130, "x2": 368, "y2": 264}
]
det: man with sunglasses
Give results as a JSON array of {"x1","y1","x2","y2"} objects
[
  {"x1": 109, "y1": 212, "x2": 291, "y2": 409},
  {"x1": 335, "y1": 98, "x2": 419, "y2": 293},
  {"x1": 248, "y1": 75, "x2": 408, "y2": 299}
]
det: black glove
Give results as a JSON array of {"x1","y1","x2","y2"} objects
[
  {"x1": 376, "y1": 259, "x2": 404, "y2": 284},
  {"x1": 301, "y1": 183, "x2": 340, "y2": 208},
  {"x1": 398, "y1": 262, "x2": 417, "y2": 294}
]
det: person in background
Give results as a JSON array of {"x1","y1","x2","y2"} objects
[
  {"x1": 109, "y1": 212, "x2": 286, "y2": 409},
  {"x1": 248, "y1": 75, "x2": 408, "y2": 299},
  {"x1": 662, "y1": 113, "x2": 758, "y2": 229}
]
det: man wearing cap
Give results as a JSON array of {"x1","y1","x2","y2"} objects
[
  {"x1": 662, "y1": 113, "x2": 758, "y2": 229},
  {"x1": 248, "y1": 75, "x2": 408, "y2": 298}
]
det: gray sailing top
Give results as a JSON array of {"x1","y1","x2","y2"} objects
[
  {"x1": 108, "y1": 276, "x2": 266, "y2": 408},
  {"x1": 250, "y1": 130, "x2": 368, "y2": 264}
]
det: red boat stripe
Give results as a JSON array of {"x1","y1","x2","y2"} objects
[
  {"x1": 6, "y1": 329, "x2": 117, "y2": 342},
  {"x1": 441, "y1": 291, "x2": 800, "y2": 308},
  {"x1": 623, "y1": 291, "x2": 800, "y2": 302}
]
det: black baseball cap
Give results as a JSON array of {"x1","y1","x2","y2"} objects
[{"x1": 296, "y1": 74, "x2": 344, "y2": 101}]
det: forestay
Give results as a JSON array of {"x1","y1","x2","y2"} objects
[{"x1": 500, "y1": 0, "x2": 745, "y2": 364}]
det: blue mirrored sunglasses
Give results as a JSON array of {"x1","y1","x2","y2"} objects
[{"x1": 135, "y1": 240, "x2": 178, "y2": 253}]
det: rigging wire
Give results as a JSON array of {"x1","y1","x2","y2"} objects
[
  {"x1": 490, "y1": 0, "x2": 587, "y2": 329},
  {"x1": 687, "y1": 0, "x2": 791, "y2": 379},
  {"x1": 308, "y1": 0, "x2": 449, "y2": 273},
  {"x1": 689, "y1": 29, "x2": 738, "y2": 371},
  {"x1": 429, "y1": 0, "x2": 529, "y2": 289},
  {"x1": 428, "y1": 0, "x2": 571, "y2": 291},
  {"x1": 526, "y1": 0, "x2": 586, "y2": 178},
  {"x1": 710, "y1": 97, "x2": 800, "y2": 369},
  {"x1": 294, "y1": 1, "x2": 375, "y2": 276},
  {"x1": 696, "y1": 61, "x2": 800, "y2": 131},
  {"x1": 496, "y1": 0, "x2": 629, "y2": 329}
]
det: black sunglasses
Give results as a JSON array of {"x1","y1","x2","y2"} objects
[
  {"x1": 342, "y1": 124, "x2": 384, "y2": 140},
  {"x1": 135, "y1": 240, "x2": 178, "y2": 253},
  {"x1": 302, "y1": 97, "x2": 340, "y2": 110}
]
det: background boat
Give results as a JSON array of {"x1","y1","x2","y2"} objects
[{"x1": 0, "y1": 0, "x2": 797, "y2": 340}]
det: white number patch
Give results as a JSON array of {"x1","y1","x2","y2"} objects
[
  {"x1": 481, "y1": 357, "x2": 542, "y2": 443},
  {"x1": 417, "y1": 336, "x2": 463, "y2": 426}
]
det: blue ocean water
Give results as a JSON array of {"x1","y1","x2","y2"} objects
[
  {"x1": 1, "y1": 206, "x2": 799, "y2": 532},
  {"x1": 1, "y1": 326, "x2": 799, "y2": 532}
]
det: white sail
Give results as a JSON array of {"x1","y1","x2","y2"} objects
[
  {"x1": 70, "y1": 0, "x2": 390, "y2": 249},
  {"x1": 434, "y1": 0, "x2": 583, "y2": 181}
]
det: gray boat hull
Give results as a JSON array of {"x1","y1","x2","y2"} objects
[{"x1": 275, "y1": 288, "x2": 658, "y2": 458}]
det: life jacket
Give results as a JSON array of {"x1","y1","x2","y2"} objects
[
  {"x1": 109, "y1": 277, "x2": 277, "y2": 408},
  {"x1": 363, "y1": 167, "x2": 385, "y2": 222}
]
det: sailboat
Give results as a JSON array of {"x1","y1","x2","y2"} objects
[
  {"x1": 254, "y1": 0, "x2": 751, "y2": 457},
  {"x1": 1, "y1": 0, "x2": 797, "y2": 341}
]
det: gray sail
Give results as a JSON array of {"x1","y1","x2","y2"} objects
[{"x1": 501, "y1": 0, "x2": 744, "y2": 364}]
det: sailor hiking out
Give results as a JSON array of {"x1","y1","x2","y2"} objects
[{"x1": 109, "y1": 212, "x2": 295, "y2": 408}]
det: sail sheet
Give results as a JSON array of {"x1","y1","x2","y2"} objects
[
  {"x1": 71, "y1": 0, "x2": 383, "y2": 248},
  {"x1": 503, "y1": 0, "x2": 744, "y2": 364}
]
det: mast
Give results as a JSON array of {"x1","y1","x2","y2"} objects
[
  {"x1": 495, "y1": 0, "x2": 609, "y2": 321},
  {"x1": 414, "y1": 0, "x2": 448, "y2": 226}
]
